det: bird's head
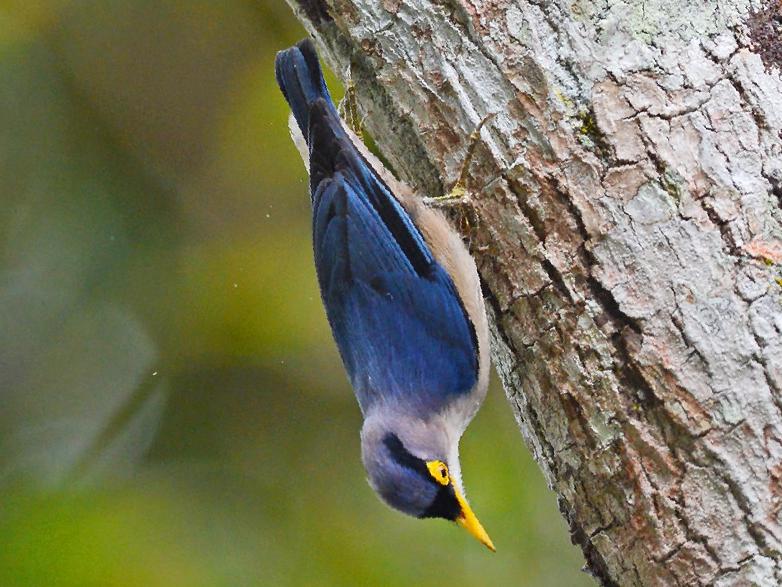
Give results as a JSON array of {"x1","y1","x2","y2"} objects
[{"x1": 360, "y1": 415, "x2": 495, "y2": 551}]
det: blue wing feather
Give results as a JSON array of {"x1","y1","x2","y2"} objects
[
  {"x1": 314, "y1": 176, "x2": 477, "y2": 413},
  {"x1": 275, "y1": 42, "x2": 479, "y2": 415},
  {"x1": 309, "y1": 108, "x2": 478, "y2": 414}
]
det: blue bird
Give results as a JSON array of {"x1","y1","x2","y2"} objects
[{"x1": 275, "y1": 39, "x2": 494, "y2": 550}]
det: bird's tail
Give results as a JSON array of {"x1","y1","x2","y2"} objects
[{"x1": 275, "y1": 39, "x2": 339, "y2": 143}]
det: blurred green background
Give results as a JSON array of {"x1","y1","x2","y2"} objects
[{"x1": 0, "y1": 1, "x2": 590, "y2": 585}]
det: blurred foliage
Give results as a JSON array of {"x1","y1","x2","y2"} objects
[{"x1": 0, "y1": 1, "x2": 590, "y2": 585}]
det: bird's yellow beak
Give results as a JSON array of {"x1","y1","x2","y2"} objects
[{"x1": 453, "y1": 488, "x2": 495, "y2": 551}]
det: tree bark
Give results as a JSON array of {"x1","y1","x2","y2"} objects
[{"x1": 284, "y1": 0, "x2": 782, "y2": 584}]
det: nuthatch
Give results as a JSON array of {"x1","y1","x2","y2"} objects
[{"x1": 275, "y1": 39, "x2": 493, "y2": 550}]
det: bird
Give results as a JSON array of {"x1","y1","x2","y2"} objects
[{"x1": 275, "y1": 39, "x2": 494, "y2": 551}]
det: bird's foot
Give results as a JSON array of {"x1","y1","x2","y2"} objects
[
  {"x1": 338, "y1": 73, "x2": 365, "y2": 138},
  {"x1": 425, "y1": 113, "x2": 496, "y2": 209},
  {"x1": 423, "y1": 189, "x2": 470, "y2": 208}
]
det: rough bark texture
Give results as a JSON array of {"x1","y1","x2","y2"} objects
[{"x1": 285, "y1": 0, "x2": 782, "y2": 584}]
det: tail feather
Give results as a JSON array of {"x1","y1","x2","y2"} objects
[{"x1": 274, "y1": 39, "x2": 339, "y2": 143}]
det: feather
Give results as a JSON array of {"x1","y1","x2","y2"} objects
[
  {"x1": 309, "y1": 106, "x2": 478, "y2": 413},
  {"x1": 274, "y1": 39, "x2": 339, "y2": 142},
  {"x1": 275, "y1": 42, "x2": 479, "y2": 416}
]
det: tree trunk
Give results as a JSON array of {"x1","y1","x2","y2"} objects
[{"x1": 284, "y1": 0, "x2": 782, "y2": 584}]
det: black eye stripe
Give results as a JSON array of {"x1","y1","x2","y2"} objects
[
  {"x1": 420, "y1": 484, "x2": 461, "y2": 520},
  {"x1": 382, "y1": 433, "x2": 461, "y2": 521},
  {"x1": 382, "y1": 433, "x2": 432, "y2": 480}
]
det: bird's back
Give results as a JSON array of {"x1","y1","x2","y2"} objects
[{"x1": 275, "y1": 40, "x2": 482, "y2": 417}]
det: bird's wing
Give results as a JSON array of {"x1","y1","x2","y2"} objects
[{"x1": 308, "y1": 101, "x2": 478, "y2": 415}]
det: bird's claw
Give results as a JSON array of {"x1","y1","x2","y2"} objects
[
  {"x1": 424, "y1": 183, "x2": 472, "y2": 208},
  {"x1": 338, "y1": 73, "x2": 364, "y2": 138},
  {"x1": 427, "y1": 112, "x2": 496, "y2": 209}
]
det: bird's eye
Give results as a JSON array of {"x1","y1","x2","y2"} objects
[{"x1": 426, "y1": 460, "x2": 450, "y2": 486}]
